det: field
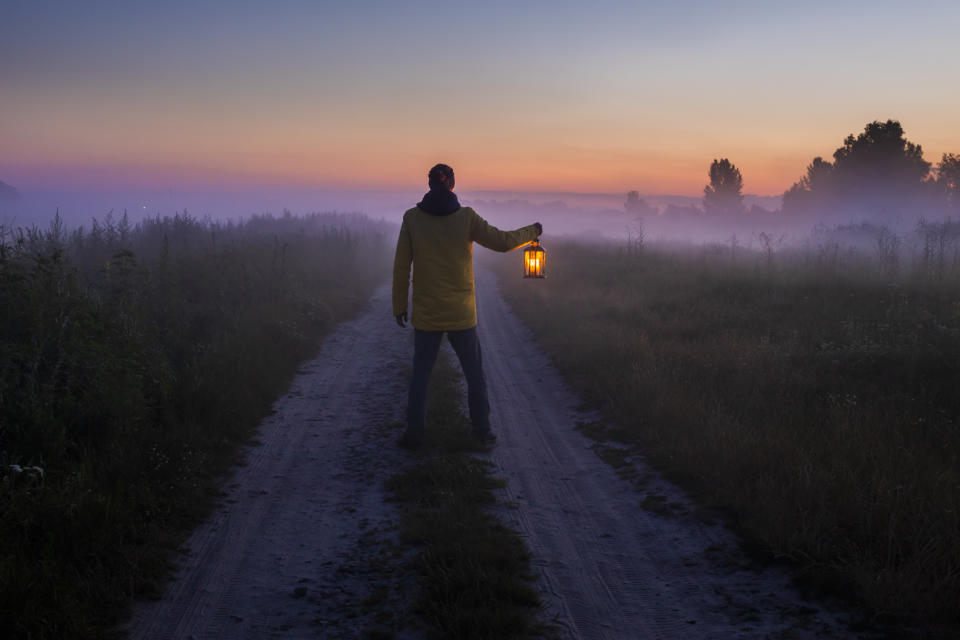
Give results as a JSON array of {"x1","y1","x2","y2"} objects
[
  {"x1": 0, "y1": 211, "x2": 390, "y2": 638},
  {"x1": 6, "y1": 206, "x2": 960, "y2": 637},
  {"x1": 387, "y1": 354, "x2": 543, "y2": 639},
  {"x1": 491, "y1": 231, "x2": 960, "y2": 630}
]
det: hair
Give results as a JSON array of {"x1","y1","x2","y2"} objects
[{"x1": 428, "y1": 163, "x2": 455, "y2": 190}]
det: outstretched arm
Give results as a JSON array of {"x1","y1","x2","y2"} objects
[
  {"x1": 470, "y1": 210, "x2": 542, "y2": 252},
  {"x1": 392, "y1": 218, "x2": 412, "y2": 327}
]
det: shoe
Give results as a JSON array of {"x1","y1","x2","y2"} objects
[
  {"x1": 397, "y1": 433, "x2": 422, "y2": 450},
  {"x1": 473, "y1": 431, "x2": 497, "y2": 447}
]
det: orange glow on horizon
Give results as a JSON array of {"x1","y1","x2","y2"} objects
[
  {"x1": 5, "y1": 66, "x2": 960, "y2": 198},
  {"x1": 4, "y1": 114, "x2": 960, "y2": 197},
  {"x1": 5, "y1": 3, "x2": 960, "y2": 201}
]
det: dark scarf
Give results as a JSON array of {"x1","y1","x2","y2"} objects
[{"x1": 417, "y1": 188, "x2": 461, "y2": 216}]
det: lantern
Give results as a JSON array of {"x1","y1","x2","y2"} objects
[{"x1": 523, "y1": 239, "x2": 545, "y2": 278}]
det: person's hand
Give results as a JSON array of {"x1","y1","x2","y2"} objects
[
  {"x1": 533, "y1": 222, "x2": 543, "y2": 236},
  {"x1": 395, "y1": 311, "x2": 408, "y2": 328}
]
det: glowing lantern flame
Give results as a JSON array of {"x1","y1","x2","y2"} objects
[{"x1": 523, "y1": 239, "x2": 545, "y2": 278}]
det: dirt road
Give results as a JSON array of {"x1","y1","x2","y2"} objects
[
  {"x1": 126, "y1": 283, "x2": 417, "y2": 639},
  {"x1": 128, "y1": 273, "x2": 859, "y2": 639},
  {"x1": 474, "y1": 269, "x2": 857, "y2": 639}
]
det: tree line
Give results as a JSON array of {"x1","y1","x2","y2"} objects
[{"x1": 626, "y1": 119, "x2": 960, "y2": 222}]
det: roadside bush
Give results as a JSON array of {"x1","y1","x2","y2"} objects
[
  {"x1": 491, "y1": 239, "x2": 960, "y2": 632},
  {"x1": 0, "y1": 211, "x2": 391, "y2": 639}
]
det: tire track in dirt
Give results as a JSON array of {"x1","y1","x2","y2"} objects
[
  {"x1": 475, "y1": 268, "x2": 859, "y2": 640},
  {"x1": 125, "y1": 271, "x2": 863, "y2": 640},
  {"x1": 125, "y1": 283, "x2": 417, "y2": 640}
]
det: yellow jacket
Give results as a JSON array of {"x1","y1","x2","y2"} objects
[{"x1": 392, "y1": 206, "x2": 538, "y2": 331}]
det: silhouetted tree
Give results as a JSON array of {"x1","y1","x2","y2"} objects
[
  {"x1": 624, "y1": 190, "x2": 655, "y2": 216},
  {"x1": 832, "y1": 120, "x2": 928, "y2": 186},
  {"x1": 936, "y1": 153, "x2": 960, "y2": 215},
  {"x1": 782, "y1": 120, "x2": 931, "y2": 220},
  {"x1": 703, "y1": 158, "x2": 744, "y2": 215},
  {"x1": 783, "y1": 157, "x2": 833, "y2": 214},
  {"x1": 802, "y1": 156, "x2": 834, "y2": 191}
]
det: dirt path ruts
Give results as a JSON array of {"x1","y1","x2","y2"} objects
[
  {"x1": 126, "y1": 283, "x2": 416, "y2": 640},
  {"x1": 475, "y1": 268, "x2": 857, "y2": 640},
  {"x1": 127, "y1": 273, "x2": 860, "y2": 640}
]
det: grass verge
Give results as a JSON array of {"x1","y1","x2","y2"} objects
[
  {"x1": 386, "y1": 355, "x2": 546, "y2": 640},
  {"x1": 489, "y1": 240, "x2": 960, "y2": 636},
  {"x1": 0, "y1": 211, "x2": 391, "y2": 639}
]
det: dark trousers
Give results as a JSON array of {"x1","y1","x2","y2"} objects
[{"x1": 406, "y1": 326, "x2": 491, "y2": 438}]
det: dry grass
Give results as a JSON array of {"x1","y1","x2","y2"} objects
[
  {"x1": 0, "y1": 211, "x2": 390, "y2": 638},
  {"x1": 386, "y1": 356, "x2": 545, "y2": 640},
  {"x1": 490, "y1": 239, "x2": 960, "y2": 634}
]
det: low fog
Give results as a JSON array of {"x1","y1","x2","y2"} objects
[
  {"x1": 2, "y1": 183, "x2": 952, "y2": 255},
  {"x1": 4, "y1": 122, "x2": 959, "y2": 639},
  {"x1": 3, "y1": 121, "x2": 958, "y2": 257},
  {"x1": 0, "y1": 183, "x2": 781, "y2": 242}
]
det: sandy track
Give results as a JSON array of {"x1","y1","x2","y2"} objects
[
  {"x1": 475, "y1": 268, "x2": 857, "y2": 640},
  {"x1": 127, "y1": 272, "x2": 860, "y2": 640},
  {"x1": 126, "y1": 283, "x2": 416, "y2": 640}
]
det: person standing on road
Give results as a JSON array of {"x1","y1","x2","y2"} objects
[{"x1": 392, "y1": 163, "x2": 542, "y2": 449}]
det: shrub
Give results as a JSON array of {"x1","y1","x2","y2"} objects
[{"x1": 0, "y1": 211, "x2": 391, "y2": 638}]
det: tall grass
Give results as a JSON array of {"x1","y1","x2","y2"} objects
[
  {"x1": 386, "y1": 356, "x2": 543, "y2": 639},
  {"x1": 491, "y1": 232, "x2": 960, "y2": 632},
  {"x1": 0, "y1": 210, "x2": 391, "y2": 639}
]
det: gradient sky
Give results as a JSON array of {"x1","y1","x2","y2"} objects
[{"x1": 2, "y1": 0, "x2": 959, "y2": 197}]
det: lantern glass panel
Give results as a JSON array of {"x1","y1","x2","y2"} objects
[{"x1": 523, "y1": 240, "x2": 545, "y2": 278}]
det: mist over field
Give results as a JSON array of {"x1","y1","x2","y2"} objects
[
  {"x1": 0, "y1": 186, "x2": 414, "y2": 229},
  {"x1": 0, "y1": 184, "x2": 776, "y2": 243},
  {"x1": 1, "y1": 183, "x2": 939, "y2": 246},
  {"x1": 5, "y1": 0, "x2": 960, "y2": 636},
  {"x1": 4, "y1": 186, "x2": 952, "y2": 260},
  {"x1": 6, "y1": 120, "x2": 955, "y2": 253}
]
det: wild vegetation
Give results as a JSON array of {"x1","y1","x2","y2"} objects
[
  {"x1": 625, "y1": 120, "x2": 960, "y2": 244},
  {"x1": 492, "y1": 227, "x2": 960, "y2": 634},
  {"x1": 387, "y1": 356, "x2": 544, "y2": 640},
  {"x1": 0, "y1": 210, "x2": 390, "y2": 639}
]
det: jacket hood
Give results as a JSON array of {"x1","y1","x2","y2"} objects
[{"x1": 417, "y1": 188, "x2": 461, "y2": 216}]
